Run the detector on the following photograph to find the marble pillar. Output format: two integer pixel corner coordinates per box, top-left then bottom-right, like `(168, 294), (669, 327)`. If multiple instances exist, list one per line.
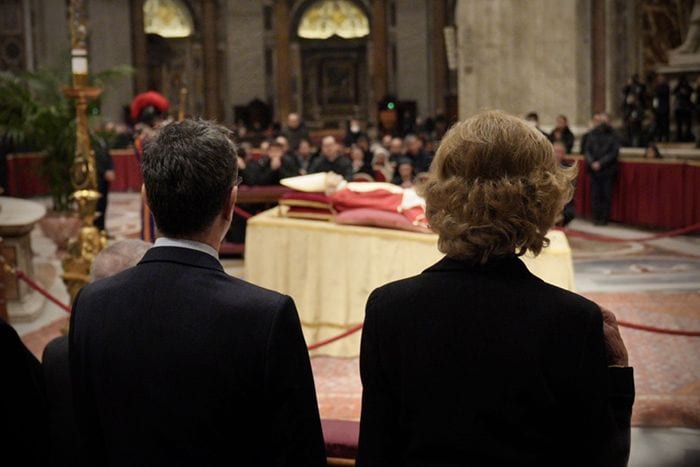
(605, 0), (641, 119)
(130, 0), (148, 95)
(222, 0), (266, 121)
(273, 0), (292, 121)
(371, 0), (389, 118)
(30, 0), (70, 72)
(202, 0), (222, 120)
(456, 0), (592, 126)
(89, 0), (134, 122)
(395, 0), (430, 117)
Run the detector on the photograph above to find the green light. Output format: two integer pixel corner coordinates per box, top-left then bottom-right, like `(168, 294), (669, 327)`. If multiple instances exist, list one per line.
(387, 102), (395, 110)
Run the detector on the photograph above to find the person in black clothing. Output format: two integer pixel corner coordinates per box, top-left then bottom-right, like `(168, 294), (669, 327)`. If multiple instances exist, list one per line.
(673, 75), (694, 141)
(281, 112), (309, 150)
(388, 137), (405, 167)
(553, 142), (576, 226)
(525, 111), (548, 136)
(309, 135), (353, 180)
(69, 119), (326, 466)
(391, 157), (415, 188)
(257, 141), (300, 185)
(404, 134), (432, 173)
(350, 145), (373, 179)
(653, 75), (671, 142)
(357, 110), (634, 467)
(295, 139), (316, 175)
(584, 113), (620, 225)
(92, 135), (115, 232)
(1, 318), (48, 467)
(343, 118), (365, 147)
(43, 240), (152, 467)
(549, 114), (575, 153)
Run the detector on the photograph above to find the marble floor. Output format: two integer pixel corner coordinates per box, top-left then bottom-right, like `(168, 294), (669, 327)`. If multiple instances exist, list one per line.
(11, 192), (700, 466)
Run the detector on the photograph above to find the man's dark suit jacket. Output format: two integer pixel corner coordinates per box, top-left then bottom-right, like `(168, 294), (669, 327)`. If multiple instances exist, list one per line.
(357, 256), (634, 467)
(43, 335), (83, 467)
(69, 246), (326, 466)
(0, 318), (48, 467)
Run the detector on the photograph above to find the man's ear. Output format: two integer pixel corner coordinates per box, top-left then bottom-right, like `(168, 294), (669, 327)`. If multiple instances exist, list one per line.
(223, 185), (238, 222)
(141, 184), (151, 210)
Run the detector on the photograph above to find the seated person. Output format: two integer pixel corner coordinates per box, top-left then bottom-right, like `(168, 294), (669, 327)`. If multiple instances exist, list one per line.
(295, 139), (317, 175)
(391, 157), (416, 188)
(405, 134), (433, 172)
(350, 145), (374, 178)
(371, 147), (394, 183)
(256, 141), (300, 185)
(236, 142), (261, 185)
(309, 135), (353, 181)
(343, 118), (365, 147)
(388, 137), (405, 167)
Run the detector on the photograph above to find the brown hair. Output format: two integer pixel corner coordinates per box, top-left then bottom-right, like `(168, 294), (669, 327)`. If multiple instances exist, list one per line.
(421, 110), (576, 264)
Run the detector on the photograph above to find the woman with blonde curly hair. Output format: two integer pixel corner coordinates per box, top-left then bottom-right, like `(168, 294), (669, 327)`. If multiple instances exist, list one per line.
(357, 111), (634, 467)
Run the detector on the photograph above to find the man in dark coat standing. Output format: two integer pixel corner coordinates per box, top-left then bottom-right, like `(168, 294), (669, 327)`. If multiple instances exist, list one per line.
(69, 119), (326, 466)
(0, 318), (48, 467)
(584, 113), (620, 225)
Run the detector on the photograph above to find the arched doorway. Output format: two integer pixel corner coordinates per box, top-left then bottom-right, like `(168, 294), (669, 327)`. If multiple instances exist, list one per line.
(291, 0), (371, 128)
(142, 0), (204, 116)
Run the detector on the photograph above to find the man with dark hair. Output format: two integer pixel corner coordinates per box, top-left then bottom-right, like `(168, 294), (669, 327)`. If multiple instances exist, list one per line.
(308, 135), (353, 180)
(404, 134), (432, 173)
(584, 112), (620, 225)
(69, 119), (326, 466)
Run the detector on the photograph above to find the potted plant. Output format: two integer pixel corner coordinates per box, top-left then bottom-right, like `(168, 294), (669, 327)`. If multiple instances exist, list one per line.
(0, 67), (131, 251)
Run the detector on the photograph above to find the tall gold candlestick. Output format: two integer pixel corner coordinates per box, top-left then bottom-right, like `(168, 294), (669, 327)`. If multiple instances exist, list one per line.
(61, 0), (106, 303)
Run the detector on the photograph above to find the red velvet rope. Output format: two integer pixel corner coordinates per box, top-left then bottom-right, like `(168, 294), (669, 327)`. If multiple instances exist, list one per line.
(12, 271), (700, 339)
(307, 324), (365, 350)
(560, 222), (700, 243)
(615, 320), (700, 337)
(15, 270), (72, 313)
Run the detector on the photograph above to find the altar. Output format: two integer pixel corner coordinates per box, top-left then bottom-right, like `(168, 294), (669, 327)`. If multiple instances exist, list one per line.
(244, 208), (575, 357)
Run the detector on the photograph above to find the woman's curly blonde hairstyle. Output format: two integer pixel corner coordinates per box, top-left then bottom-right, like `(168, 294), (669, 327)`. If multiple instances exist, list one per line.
(420, 110), (577, 264)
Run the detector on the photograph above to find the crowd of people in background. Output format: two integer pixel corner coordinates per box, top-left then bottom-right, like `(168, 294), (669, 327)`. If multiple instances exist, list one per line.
(232, 112), (439, 189)
(623, 72), (700, 146)
(94, 73), (700, 199)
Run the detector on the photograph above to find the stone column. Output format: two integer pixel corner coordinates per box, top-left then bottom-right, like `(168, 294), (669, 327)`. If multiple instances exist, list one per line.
(395, 0), (429, 116)
(591, 0), (606, 114)
(202, 0), (222, 120)
(605, 0), (641, 119)
(371, 0), (388, 117)
(222, 0), (265, 121)
(90, 0), (134, 122)
(432, 0), (447, 114)
(130, 0), (148, 93)
(273, 0), (292, 121)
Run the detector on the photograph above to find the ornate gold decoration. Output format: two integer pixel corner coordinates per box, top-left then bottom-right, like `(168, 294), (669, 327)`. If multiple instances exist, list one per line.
(298, 0), (370, 40)
(62, 0), (105, 303)
(143, 0), (194, 38)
